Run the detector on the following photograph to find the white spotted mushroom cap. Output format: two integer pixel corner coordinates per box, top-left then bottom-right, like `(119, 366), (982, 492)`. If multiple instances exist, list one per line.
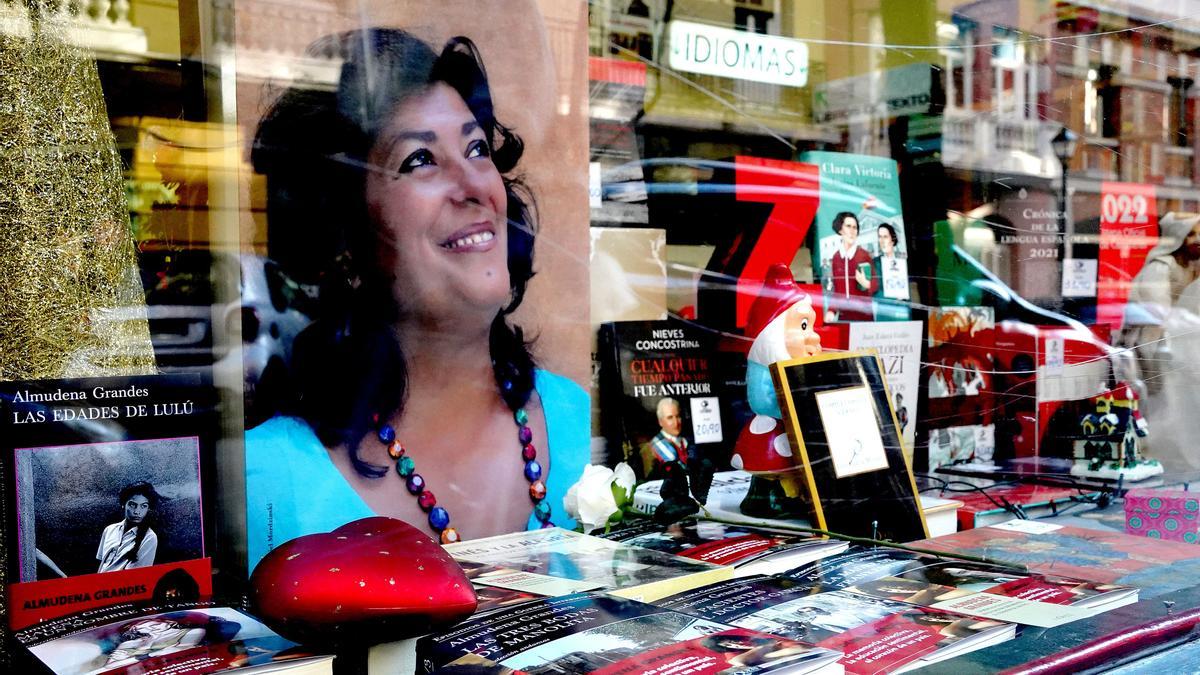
(730, 415), (796, 474)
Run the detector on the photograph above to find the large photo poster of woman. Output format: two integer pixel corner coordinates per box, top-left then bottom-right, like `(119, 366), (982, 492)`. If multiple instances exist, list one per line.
(232, 0), (591, 569)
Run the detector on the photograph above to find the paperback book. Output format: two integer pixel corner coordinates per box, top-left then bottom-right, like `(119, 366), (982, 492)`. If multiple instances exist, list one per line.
(417, 591), (844, 675)
(942, 483), (1103, 530)
(0, 374), (220, 633)
(846, 321), (923, 456)
(921, 307), (997, 471)
(658, 575), (1015, 675)
(910, 521), (1200, 599)
(443, 528), (733, 603)
(12, 601), (331, 675)
(597, 319), (729, 477)
(782, 548), (1137, 628)
(801, 151), (910, 323)
(598, 519), (848, 577)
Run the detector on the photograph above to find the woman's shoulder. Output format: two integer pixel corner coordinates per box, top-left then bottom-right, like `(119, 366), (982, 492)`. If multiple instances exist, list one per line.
(533, 368), (588, 404)
(245, 415), (330, 481)
(533, 369), (590, 428)
(246, 415), (321, 454)
(532, 369), (589, 532)
(247, 414), (314, 440)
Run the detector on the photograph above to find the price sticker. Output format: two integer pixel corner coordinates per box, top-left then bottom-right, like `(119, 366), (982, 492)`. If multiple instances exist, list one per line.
(1061, 258), (1097, 298)
(689, 396), (723, 444)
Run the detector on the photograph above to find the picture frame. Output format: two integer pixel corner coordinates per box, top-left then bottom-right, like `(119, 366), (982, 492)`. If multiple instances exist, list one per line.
(771, 351), (928, 542)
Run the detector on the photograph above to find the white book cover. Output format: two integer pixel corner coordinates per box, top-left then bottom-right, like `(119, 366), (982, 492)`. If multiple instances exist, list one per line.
(847, 321), (923, 454)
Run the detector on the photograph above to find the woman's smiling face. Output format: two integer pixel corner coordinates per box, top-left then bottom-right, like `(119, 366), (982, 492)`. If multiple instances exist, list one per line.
(365, 83), (510, 326)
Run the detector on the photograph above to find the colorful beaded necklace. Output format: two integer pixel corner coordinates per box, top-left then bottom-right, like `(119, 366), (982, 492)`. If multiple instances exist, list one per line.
(374, 406), (553, 544)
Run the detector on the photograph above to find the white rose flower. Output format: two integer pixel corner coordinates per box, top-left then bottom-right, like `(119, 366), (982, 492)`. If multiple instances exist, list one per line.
(564, 464), (619, 534)
(612, 462), (636, 505)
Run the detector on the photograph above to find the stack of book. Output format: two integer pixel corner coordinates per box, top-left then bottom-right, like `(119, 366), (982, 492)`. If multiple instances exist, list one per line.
(403, 525), (1138, 675)
(13, 522), (1146, 675)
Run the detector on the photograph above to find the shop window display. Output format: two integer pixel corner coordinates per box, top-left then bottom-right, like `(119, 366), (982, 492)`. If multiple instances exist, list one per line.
(9, 0), (1200, 673)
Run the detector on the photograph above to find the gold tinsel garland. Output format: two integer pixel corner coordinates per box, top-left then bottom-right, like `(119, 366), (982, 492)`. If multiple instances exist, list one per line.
(0, 7), (156, 381)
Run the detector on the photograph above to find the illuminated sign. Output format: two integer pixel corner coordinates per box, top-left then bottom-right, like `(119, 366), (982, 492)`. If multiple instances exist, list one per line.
(668, 20), (808, 87)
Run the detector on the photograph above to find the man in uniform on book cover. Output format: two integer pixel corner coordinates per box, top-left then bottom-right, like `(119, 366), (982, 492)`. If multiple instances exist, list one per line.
(643, 397), (690, 477)
(97, 481), (160, 573)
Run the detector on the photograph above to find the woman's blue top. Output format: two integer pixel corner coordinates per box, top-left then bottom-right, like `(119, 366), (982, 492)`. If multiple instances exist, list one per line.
(244, 369), (589, 572)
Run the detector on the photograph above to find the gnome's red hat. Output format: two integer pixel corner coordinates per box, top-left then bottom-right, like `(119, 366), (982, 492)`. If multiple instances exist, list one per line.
(745, 263), (807, 339)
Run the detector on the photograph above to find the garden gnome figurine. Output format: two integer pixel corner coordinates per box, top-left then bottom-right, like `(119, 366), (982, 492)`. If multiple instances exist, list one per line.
(731, 264), (821, 517)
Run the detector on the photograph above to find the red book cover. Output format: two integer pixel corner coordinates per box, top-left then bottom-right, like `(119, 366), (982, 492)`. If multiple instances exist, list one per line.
(949, 484), (1100, 530)
(986, 576), (1087, 605)
(911, 523), (1200, 598)
(817, 610), (948, 674)
(658, 572), (1014, 674)
(922, 307), (996, 470)
(592, 628), (833, 675)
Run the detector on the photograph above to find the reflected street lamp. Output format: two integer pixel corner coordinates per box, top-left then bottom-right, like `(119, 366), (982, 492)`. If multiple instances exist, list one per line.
(1051, 126), (1079, 238)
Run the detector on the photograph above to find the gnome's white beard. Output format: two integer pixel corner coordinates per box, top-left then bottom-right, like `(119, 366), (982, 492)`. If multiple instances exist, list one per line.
(748, 312), (791, 367)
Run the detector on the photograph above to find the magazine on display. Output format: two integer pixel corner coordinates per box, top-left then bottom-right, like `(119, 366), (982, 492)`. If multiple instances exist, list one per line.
(598, 519), (848, 577)
(12, 601), (331, 675)
(657, 575), (1015, 675)
(443, 528), (733, 603)
(782, 548), (1137, 628)
(0, 374), (220, 633)
(416, 591), (844, 675)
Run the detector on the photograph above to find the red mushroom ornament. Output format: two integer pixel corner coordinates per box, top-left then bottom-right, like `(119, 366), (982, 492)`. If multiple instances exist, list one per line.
(250, 517), (477, 646)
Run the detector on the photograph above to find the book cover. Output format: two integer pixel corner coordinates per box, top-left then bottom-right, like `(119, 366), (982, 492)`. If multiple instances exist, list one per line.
(800, 151), (909, 323)
(598, 519), (848, 577)
(772, 352), (928, 542)
(13, 601), (329, 675)
(0, 374), (219, 632)
(846, 322), (923, 456)
(631, 471), (757, 519)
(444, 528), (733, 603)
(909, 522), (1200, 599)
(944, 483), (1102, 530)
(921, 307), (997, 471)
(785, 548), (1134, 628)
(597, 319), (729, 478)
(658, 575), (1014, 675)
(417, 591), (844, 675)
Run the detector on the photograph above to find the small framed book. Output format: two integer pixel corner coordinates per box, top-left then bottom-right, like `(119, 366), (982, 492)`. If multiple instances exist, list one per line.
(771, 351), (928, 542)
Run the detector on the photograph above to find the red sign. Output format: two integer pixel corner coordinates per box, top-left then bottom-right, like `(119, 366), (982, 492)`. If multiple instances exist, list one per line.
(733, 156), (820, 327)
(1097, 182), (1158, 329)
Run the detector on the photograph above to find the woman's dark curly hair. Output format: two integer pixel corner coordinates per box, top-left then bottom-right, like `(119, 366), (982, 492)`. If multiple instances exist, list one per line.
(251, 28), (537, 477)
(831, 211), (858, 234)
